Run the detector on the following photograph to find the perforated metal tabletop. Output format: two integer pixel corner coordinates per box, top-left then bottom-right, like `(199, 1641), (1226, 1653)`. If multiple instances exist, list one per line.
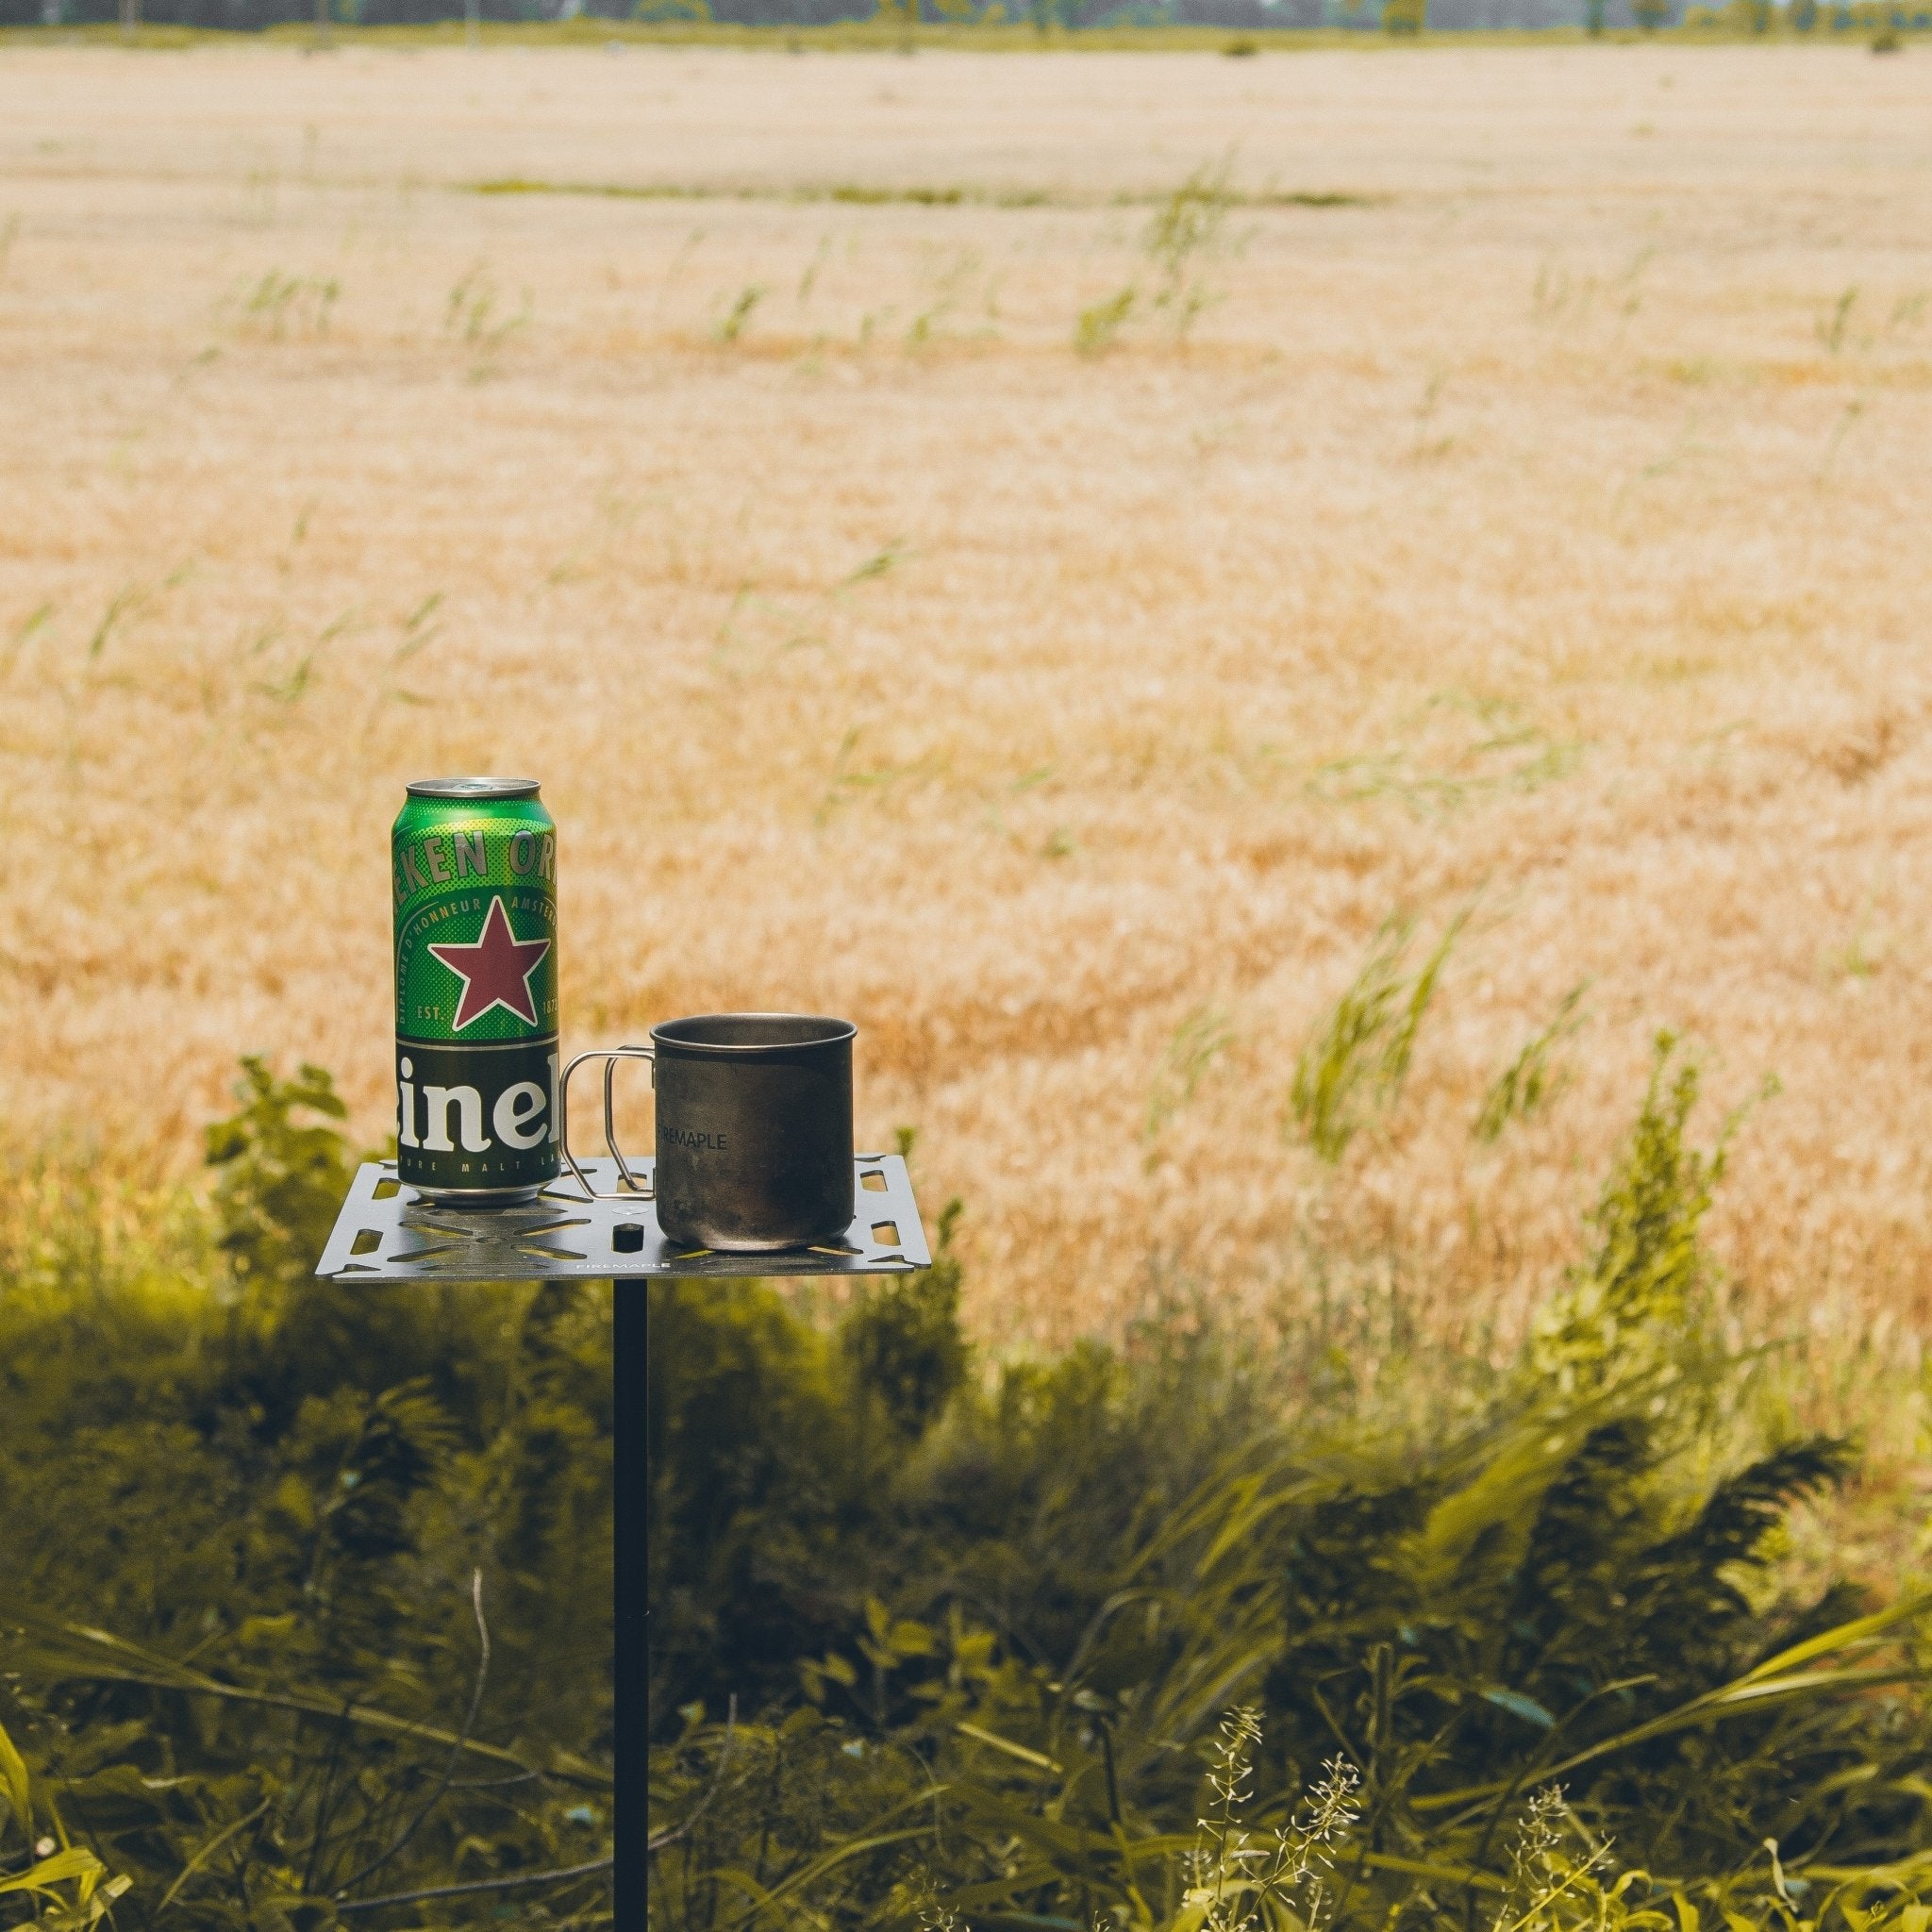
(315, 1155), (930, 1281)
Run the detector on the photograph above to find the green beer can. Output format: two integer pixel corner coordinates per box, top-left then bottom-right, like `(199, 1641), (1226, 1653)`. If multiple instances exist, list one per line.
(392, 777), (558, 1203)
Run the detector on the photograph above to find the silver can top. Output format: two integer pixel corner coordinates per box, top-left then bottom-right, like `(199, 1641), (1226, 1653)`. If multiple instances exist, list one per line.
(405, 776), (541, 801)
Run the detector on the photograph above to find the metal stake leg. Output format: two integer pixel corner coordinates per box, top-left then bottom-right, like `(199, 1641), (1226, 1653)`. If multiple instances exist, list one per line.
(615, 1277), (648, 1923)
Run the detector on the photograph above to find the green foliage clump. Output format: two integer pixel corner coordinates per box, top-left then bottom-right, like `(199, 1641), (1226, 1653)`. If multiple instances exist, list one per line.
(648, 1048), (1932, 1929)
(1474, 982), (1587, 1142)
(0, 1060), (614, 1926)
(1074, 283), (1138, 356)
(1146, 1005), (1236, 1144)
(841, 1200), (970, 1439)
(6, 1045), (1932, 1930)
(1291, 910), (1464, 1160)
(1529, 1034), (1774, 1397)
(1141, 162), (1234, 335)
(0, 1712), (131, 1925)
(1071, 161), (1234, 353)
(204, 1055), (353, 1317)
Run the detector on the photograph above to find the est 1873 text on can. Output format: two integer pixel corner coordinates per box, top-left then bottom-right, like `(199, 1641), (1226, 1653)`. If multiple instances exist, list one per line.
(392, 777), (559, 1203)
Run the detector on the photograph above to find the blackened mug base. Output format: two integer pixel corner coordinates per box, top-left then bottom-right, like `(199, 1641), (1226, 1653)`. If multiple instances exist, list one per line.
(661, 1221), (852, 1254)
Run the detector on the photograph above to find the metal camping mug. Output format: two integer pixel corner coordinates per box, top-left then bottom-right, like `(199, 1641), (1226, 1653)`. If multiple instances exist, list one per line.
(558, 1014), (857, 1251)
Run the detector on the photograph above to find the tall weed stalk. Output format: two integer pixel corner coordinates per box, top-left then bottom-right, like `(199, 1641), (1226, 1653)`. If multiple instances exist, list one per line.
(1291, 909), (1467, 1159)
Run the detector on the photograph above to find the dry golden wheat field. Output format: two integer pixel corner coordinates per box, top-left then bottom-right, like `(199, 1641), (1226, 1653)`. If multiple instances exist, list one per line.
(2, 40), (1930, 1349)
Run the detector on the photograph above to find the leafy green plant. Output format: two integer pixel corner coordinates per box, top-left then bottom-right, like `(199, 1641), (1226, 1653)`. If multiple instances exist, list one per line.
(1141, 161), (1234, 339)
(1528, 1033), (1763, 1395)
(1290, 909), (1465, 1160)
(204, 1055), (353, 1291)
(1818, 287), (1860, 354)
(0, 1715), (130, 1928)
(1304, 694), (1585, 819)
(1475, 983), (1588, 1141)
(444, 260), (530, 348)
(715, 282), (765, 343)
(1072, 162), (1234, 353)
(235, 267), (340, 341)
(1075, 283), (1138, 355)
(1181, 1713), (1358, 1931)
(1146, 1003), (1236, 1141)
(842, 1202), (970, 1440)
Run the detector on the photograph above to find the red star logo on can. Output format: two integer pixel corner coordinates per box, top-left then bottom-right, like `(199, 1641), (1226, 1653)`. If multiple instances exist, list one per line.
(427, 895), (552, 1031)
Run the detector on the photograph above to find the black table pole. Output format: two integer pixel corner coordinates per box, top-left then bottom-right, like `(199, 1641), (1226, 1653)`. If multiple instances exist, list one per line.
(614, 1276), (648, 1922)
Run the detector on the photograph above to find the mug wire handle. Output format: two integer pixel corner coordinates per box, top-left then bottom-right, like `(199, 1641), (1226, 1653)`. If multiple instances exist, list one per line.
(558, 1046), (655, 1202)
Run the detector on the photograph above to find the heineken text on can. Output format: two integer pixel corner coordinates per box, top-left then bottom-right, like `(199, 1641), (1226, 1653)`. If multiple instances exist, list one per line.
(392, 778), (558, 1202)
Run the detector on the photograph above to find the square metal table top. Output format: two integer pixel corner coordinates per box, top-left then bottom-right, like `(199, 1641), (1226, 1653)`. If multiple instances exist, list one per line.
(315, 1156), (931, 1282)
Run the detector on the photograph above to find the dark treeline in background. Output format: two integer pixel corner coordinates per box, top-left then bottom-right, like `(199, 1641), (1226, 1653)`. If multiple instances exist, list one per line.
(7, 0), (1926, 37)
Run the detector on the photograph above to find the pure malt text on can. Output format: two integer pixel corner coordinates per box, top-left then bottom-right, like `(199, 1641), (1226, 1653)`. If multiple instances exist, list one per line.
(392, 777), (559, 1203)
